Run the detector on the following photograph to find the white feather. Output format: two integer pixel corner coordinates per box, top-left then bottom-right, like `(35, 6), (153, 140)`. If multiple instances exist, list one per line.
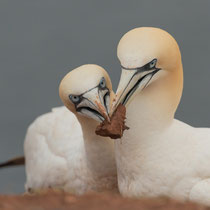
(24, 106), (117, 194)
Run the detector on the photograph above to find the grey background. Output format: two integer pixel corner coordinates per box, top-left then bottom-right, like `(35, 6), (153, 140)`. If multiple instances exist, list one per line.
(0, 0), (210, 194)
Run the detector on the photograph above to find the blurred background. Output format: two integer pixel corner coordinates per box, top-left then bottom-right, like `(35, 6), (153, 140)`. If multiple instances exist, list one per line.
(0, 0), (210, 193)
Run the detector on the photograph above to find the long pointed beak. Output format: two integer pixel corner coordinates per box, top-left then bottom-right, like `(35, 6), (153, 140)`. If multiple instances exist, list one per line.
(77, 87), (110, 122)
(111, 68), (159, 115)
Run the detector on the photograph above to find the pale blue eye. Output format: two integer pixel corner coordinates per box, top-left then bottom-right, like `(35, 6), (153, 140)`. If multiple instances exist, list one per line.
(149, 59), (157, 69)
(99, 77), (106, 88)
(69, 95), (80, 103)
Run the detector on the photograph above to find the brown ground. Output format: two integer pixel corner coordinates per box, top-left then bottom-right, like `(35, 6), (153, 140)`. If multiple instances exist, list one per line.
(0, 191), (209, 210)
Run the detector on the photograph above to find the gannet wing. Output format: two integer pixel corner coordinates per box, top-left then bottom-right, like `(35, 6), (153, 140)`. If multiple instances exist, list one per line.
(24, 106), (84, 193)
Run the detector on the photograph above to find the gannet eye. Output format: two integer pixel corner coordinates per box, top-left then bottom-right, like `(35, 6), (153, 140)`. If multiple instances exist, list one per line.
(69, 94), (80, 103)
(99, 77), (106, 89)
(149, 59), (157, 69)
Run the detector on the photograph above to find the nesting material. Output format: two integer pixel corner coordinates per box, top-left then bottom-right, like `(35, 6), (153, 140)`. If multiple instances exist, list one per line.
(95, 104), (129, 139)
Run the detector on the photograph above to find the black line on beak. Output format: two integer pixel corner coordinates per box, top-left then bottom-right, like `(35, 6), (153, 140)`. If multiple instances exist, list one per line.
(122, 69), (160, 106)
(76, 106), (105, 121)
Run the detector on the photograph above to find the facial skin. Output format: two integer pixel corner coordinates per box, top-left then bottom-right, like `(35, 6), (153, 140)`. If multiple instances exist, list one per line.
(59, 64), (114, 122)
(114, 58), (161, 107)
(111, 27), (183, 116)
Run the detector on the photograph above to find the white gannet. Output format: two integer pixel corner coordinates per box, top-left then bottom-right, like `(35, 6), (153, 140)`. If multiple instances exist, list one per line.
(111, 27), (210, 205)
(3, 64), (117, 194)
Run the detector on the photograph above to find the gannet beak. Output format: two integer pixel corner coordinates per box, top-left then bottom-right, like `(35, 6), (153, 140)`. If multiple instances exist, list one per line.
(76, 87), (110, 122)
(111, 67), (160, 114)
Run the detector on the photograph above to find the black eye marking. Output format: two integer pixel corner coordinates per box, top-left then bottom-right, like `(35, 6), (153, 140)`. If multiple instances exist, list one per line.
(121, 58), (158, 72)
(144, 59), (157, 70)
(117, 59), (161, 105)
(69, 94), (81, 104)
(99, 77), (106, 89)
(149, 59), (157, 69)
(69, 76), (109, 112)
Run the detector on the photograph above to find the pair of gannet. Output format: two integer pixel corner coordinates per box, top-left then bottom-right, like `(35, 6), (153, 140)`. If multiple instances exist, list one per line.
(22, 65), (117, 194)
(2, 27), (210, 206)
(110, 27), (210, 205)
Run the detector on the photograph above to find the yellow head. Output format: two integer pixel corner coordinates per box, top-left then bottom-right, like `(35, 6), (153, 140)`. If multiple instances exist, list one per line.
(113, 27), (183, 116)
(59, 64), (113, 122)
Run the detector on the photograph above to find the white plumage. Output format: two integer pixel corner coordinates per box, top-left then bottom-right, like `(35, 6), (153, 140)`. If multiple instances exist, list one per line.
(24, 64), (117, 194)
(112, 27), (210, 205)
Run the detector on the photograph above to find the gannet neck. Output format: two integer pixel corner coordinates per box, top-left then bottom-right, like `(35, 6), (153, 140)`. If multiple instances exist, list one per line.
(76, 112), (116, 177)
(116, 63), (183, 146)
(76, 114), (99, 140)
(139, 64), (183, 124)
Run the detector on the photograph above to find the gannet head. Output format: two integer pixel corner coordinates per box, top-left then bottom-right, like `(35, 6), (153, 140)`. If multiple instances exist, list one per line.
(112, 27), (183, 114)
(59, 64), (113, 122)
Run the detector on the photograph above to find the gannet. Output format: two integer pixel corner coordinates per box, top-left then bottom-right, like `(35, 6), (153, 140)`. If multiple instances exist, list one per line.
(2, 64), (117, 194)
(112, 27), (210, 205)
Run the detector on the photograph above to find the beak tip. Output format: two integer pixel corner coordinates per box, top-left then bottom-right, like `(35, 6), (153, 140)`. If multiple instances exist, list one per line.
(95, 101), (110, 121)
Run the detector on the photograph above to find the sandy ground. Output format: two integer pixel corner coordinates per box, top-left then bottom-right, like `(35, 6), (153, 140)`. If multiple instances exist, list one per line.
(0, 191), (209, 210)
